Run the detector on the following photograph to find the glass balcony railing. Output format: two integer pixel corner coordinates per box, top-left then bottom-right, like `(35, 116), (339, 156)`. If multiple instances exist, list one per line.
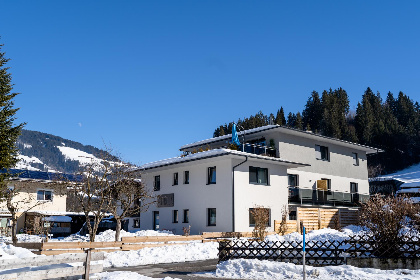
(288, 187), (369, 207)
(237, 143), (277, 158)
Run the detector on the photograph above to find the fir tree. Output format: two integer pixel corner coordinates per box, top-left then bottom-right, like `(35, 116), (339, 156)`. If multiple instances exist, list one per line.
(275, 107), (286, 126)
(0, 42), (25, 244)
(295, 112), (303, 130)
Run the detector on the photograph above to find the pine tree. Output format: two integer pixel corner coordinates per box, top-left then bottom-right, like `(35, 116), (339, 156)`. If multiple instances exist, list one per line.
(302, 91), (323, 132)
(0, 42), (25, 244)
(295, 112), (303, 130)
(275, 107), (286, 126)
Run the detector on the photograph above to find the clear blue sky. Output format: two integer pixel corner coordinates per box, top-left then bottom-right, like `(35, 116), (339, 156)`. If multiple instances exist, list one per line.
(1, 1), (420, 165)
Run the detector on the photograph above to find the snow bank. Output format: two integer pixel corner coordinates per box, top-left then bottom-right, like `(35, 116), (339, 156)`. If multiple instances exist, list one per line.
(0, 242), (36, 259)
(104, 242), (219, 267)
(96, 271), (180, 280)
(215, 259), (420, 279)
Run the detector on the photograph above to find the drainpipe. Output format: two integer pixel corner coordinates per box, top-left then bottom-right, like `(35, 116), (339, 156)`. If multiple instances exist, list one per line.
(232, 155), (248, 232)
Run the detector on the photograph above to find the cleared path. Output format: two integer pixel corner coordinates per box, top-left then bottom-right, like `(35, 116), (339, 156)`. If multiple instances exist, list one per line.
(105, 259), (243, 280)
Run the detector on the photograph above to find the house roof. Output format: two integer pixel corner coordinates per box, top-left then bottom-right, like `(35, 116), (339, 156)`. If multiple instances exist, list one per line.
(139, 148), (310, 171)
(0, 169), (81, 182)
(180, 125), (382, 154)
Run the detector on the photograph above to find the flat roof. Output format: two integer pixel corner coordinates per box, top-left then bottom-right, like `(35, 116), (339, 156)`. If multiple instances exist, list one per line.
(139, 148), (310, 171)
(180, 125), (383, 154)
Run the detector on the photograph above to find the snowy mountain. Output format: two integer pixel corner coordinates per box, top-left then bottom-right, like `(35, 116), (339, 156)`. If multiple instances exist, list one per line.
(16, 129), (116, 173)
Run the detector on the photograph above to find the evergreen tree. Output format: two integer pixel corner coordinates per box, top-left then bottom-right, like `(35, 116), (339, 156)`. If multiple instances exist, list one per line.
(0, 42), (25, 244)
(287, 112), (296, 127)
(295, 112), (303, 130)
(275, 107), (286, 126)
(302, 91), (322, 132)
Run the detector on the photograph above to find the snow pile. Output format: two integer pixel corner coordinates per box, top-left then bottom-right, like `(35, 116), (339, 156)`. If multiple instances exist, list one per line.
(0, 242), (36, 259)
(104, 242), (219, 267)
(215, 259), (420, 279)
(96, 271), (180, 280)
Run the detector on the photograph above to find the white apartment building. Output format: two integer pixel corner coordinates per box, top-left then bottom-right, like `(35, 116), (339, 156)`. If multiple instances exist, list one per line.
(139, 125), (380, 235)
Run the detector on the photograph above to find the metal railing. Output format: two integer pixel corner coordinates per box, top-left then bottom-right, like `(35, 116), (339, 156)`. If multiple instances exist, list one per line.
(288, 187), (369, 207)
(237, 143), (277, 158)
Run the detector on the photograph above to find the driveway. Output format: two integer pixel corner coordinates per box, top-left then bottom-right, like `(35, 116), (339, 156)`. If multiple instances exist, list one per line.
(104, 259), (243, 280)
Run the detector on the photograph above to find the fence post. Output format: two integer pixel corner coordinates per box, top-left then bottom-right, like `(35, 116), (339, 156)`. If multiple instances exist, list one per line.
(84, 249), (92, 280)
(303, 226), (306, 280)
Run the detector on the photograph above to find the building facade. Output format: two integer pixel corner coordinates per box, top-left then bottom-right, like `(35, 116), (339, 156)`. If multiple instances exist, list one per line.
(139, 125), (379, 235)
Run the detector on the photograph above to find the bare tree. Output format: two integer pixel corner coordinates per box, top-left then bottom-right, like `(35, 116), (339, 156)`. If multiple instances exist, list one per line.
(250, 206), (270, 241)
(277, 205), (289, 236)
(108, 163), (155, 241)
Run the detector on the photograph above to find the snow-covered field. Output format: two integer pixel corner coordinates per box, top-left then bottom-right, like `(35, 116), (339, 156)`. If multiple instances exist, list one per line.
(1, 227), (420, 279)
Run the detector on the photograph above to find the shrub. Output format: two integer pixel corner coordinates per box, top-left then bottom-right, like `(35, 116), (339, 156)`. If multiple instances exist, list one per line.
(250, 206), (270, 241)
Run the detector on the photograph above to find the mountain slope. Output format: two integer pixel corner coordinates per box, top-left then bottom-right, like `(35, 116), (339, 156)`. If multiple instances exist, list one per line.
(16, 129), (116, 173)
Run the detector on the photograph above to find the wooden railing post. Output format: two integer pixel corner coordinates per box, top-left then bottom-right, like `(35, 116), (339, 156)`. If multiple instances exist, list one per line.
(84, 249), (92, 280)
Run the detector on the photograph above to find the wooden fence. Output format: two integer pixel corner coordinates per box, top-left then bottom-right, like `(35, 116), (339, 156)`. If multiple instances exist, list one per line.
(274, 207), (359, 234)
(0, 251), (103, 280)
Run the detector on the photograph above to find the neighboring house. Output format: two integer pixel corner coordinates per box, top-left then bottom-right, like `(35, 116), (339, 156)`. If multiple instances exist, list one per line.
(370, 162), (420, 202)
(0, 169), (71, 235)
(139, 125), (380, 235)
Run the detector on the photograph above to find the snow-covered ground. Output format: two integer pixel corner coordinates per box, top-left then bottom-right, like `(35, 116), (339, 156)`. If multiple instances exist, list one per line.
(2, 227), (420, 279)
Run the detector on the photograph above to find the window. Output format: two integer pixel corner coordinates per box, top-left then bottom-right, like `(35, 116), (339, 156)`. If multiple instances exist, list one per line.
(207, 167), (216, 184)
(350, 182), (359, 203)
(249, 167), (268, 185)
(37, 190), (52, 201)
(249, 208), (270, 227)
(172, 210), (178, 223)
(207, 208), (216, 226)
(288, 174), (298, 187)
(315, 145), (329, 161)
(350, 182), (358, 193)
(133, 218), (140, 228)
(184, 171), (189, 184)
(289, 210), (297, 221)
(154, 175), (160, 191)
(173, 172), (178, 186)
(183, 209), (189, 223)
(352, 153), (359, 166)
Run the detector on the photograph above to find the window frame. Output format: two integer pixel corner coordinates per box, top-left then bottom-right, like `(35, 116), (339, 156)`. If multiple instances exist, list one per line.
(184, 171), (189, 184)
(173, 172), (178, 186)
(315, 145), (330, 161)
(321, 178), (332, 193)
(183, 209), (189, 223)
(172, 210), (178, 223)
(154, 175), (160, 191)
(37, 189), (53, 201)
(133, 218), (140, 228)
(207, 208), (216, 226)
(288, 174), (298, 187)
(249, 208), (271, 227)
(352, 153), (359, 166)
(207, 167), (216, 185)
(249, 166), (269, 185)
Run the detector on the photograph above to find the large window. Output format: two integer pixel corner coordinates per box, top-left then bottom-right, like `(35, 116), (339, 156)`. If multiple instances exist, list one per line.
(183, 209), (189, 223)
(184, 171), (189, 184)
(154, 175), (160, 191)
(249, 208), (270, 227)
(37, 190), (52, 201)
(249, 167), (268, 185)
(288, 174), (298, 187)
(352, 153), (359, 166)
(315, 145), (329, 161)
(207, 167), (216, 184)
(207, 208), (216, 226)
(173, 172), (178, 186)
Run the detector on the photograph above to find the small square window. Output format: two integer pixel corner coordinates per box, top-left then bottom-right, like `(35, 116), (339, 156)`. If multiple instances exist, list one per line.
(207, 167), (216, 184)
(37, 190), (52, 201)
(184, 171), (189, 184)
(173, 173), (178, 186)
(315, 145), (329, 161)
(288, 174), (298, 187)
(249, 208), (270, 227)
(352, 153), (359, 166)
(207, 208), (216, 226)
(154, 175), (160, 191)
(249, 167), (268, 185)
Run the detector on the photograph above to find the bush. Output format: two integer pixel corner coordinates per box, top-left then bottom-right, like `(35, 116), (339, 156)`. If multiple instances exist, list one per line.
(250, 206), (270, 241)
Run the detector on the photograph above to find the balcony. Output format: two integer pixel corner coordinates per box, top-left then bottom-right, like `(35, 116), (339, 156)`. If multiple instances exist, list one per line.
(288, 187), (369, 207)
(235, 143), (277, 158)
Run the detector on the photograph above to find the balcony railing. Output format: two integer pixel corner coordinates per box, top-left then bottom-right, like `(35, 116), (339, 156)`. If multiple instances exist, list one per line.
(288, 187), (369, 207)
(237, 143), (277, 158)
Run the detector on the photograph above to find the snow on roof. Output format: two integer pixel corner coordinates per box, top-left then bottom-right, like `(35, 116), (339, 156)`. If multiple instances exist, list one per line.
(179, 125), (381, 154)
(29, 210), (112, 216)
(370, 162), (420, 187)
(43, 216), (72, 222)
(139, 148), (309, 170)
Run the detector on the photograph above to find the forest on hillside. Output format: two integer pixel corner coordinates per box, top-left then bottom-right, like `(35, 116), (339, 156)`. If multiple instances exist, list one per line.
(213, 88), (420, 177)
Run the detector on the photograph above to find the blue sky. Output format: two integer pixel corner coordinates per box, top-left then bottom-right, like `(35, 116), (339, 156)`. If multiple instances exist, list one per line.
(1, 1), (420, 165)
